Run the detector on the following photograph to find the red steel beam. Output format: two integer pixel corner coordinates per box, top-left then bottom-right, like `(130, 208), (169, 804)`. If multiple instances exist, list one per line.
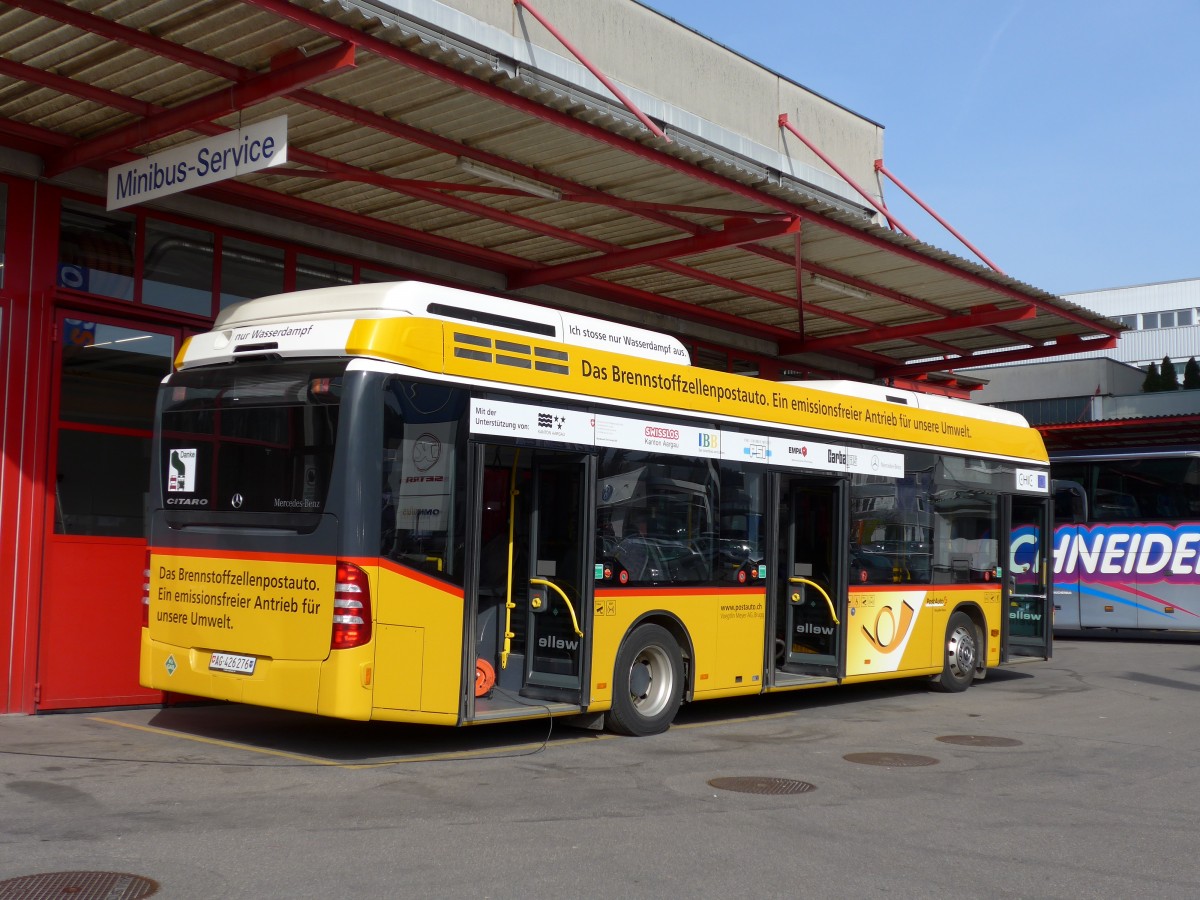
(297, 90), (979, 354)
(7, 3), (864, 342)
(12, 0), (996, 360)
(41, 0), (1114, 345)
(875, 159), (1004, 273)
(11, 0), (1112, 369)
(5, 43), (823, 344)
(10, 0), (246, 81)
(0, 57), (154, 117)
(508, 217), (801, 289)
(245, 0), (1114, 335)
(512, 0), (668, 142)
(195, 184), (806, 347)
(779, 113), (914, 238)
(781, 303), (1037, 355)
(43, 42), (356, 177)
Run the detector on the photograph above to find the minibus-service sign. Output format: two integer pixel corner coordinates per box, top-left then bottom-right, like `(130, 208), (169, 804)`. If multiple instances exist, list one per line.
(107, 116), (288, 210)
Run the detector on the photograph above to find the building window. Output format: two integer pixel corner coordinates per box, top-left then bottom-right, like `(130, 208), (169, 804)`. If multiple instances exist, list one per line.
(54, 322), (175, 536)
(58, 200), (136, 300)
(1180, 309), (1194, 327)
(1114, 314), (1138, 330)
(220, 236), (284, 310)
(360, 267), (405, 284)
(143, 219), (214, 316)
(296, 253), (352, 291)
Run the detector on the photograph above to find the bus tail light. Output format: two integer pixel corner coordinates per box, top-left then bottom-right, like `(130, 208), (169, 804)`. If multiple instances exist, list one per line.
(142, 551), (151, 629)
(332, 560), (372, 650)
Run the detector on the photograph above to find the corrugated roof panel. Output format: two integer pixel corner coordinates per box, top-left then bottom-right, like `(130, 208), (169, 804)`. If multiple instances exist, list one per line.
(0, 0), (1122, 380)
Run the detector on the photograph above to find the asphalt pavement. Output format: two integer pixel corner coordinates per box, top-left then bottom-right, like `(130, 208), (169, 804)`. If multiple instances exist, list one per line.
(3, 635), (1199, 899)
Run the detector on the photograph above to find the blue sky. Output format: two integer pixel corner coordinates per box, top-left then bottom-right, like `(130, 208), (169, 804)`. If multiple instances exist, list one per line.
(640, 1), (1199, 296)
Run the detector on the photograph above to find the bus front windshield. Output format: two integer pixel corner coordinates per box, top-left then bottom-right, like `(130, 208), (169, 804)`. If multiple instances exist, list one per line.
(158, 360), (346, 515)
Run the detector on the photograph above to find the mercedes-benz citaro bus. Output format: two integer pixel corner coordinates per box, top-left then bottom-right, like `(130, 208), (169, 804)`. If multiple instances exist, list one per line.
(141, 281), (1053, 736)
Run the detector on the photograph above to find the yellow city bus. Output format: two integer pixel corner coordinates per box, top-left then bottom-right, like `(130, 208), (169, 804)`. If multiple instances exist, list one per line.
(141, 281), (1053, 736)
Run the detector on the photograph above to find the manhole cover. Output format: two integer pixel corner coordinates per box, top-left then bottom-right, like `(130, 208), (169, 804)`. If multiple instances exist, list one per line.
(0, 871), (158, 899)
(708, 776), (816, 795)
(937, 734), (1024, 747)
(843, 752), (939, 767)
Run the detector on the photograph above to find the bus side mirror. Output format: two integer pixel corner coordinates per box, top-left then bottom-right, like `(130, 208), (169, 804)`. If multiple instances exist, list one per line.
(1052, 480), (1088, 524)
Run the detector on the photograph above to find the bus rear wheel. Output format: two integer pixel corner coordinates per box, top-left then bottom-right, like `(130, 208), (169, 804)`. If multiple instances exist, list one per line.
(932, 611), (979, 693)
(607, 623), (683, 736)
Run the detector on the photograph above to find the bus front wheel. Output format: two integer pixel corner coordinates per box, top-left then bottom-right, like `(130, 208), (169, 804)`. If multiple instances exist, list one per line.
(607, 624), (683, 736)
(932, 611), (979, 693)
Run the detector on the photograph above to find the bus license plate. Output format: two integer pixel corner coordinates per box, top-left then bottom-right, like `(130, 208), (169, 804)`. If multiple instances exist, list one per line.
(209, 652), (256, 675)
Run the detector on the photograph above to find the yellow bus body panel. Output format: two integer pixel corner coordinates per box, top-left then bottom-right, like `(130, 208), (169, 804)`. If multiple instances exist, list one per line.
(590, 588), (768, 707)
(142, 550), (382, 718)
(369, 561), (465, 719)
(844, 586), (1002, 679)
(147, 551), (336, 660)
(348, 318), (445, 375)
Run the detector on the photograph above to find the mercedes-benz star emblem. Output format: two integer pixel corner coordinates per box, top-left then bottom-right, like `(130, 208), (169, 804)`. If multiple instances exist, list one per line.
(231, 493), (244, 509)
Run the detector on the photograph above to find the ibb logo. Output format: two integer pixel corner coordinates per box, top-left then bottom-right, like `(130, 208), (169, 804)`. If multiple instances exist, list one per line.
(698, 433), (719, 450)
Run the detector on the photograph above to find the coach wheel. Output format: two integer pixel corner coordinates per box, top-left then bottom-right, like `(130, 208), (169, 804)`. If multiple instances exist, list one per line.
(607, 623), (683, 736)
(932, 611), (978, 693)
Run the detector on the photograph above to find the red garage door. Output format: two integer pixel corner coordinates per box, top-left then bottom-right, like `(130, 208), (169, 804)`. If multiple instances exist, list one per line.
(37, 313), (180, 710)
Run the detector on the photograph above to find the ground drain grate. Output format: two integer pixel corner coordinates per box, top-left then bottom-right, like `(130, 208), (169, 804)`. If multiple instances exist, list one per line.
(708, 776), (816, 795)
(843, 752), (939, 767)
(937, 734), (1023, 747)
(0, 871), (158, 899)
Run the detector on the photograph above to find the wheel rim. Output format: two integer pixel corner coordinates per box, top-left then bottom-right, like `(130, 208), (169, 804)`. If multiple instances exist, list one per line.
(626, 643), (674, 718)
(946, 623), (977, 679)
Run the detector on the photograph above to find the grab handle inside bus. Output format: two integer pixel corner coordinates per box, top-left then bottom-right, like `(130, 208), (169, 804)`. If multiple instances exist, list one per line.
(789, 576), (839, 625)
(530, 578), (584, 637)
(501, 451), (521, 670)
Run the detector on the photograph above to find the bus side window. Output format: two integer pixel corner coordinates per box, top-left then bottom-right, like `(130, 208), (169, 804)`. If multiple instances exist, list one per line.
(380, 379), (467, 585)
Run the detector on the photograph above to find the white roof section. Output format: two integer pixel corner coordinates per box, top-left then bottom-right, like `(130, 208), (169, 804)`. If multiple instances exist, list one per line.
(790, 379), (1031, 427)
(213, 280), (691, 364)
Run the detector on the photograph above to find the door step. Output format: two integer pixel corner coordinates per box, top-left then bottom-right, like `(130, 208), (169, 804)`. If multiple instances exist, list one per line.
(769, 672), (838, 690)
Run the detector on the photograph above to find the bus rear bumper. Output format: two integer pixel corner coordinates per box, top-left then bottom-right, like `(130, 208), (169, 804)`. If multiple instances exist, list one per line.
(140, 629), (370, 719)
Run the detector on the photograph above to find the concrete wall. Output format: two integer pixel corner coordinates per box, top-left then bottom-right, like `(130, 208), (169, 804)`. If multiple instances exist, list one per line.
(971, 358), (1145, 404)
(388, 0), (886, 205)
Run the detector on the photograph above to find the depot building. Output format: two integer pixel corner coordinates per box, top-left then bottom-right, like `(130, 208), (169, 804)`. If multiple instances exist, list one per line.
(0, 0), (1117, 713)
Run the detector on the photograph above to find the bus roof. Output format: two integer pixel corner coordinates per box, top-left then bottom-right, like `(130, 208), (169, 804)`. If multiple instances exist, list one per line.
(791, 379), (1032, 429)
(213, 281), (691, 366)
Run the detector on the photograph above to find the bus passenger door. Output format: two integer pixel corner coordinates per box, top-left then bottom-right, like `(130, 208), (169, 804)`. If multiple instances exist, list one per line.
(469, 446), (592, 718)
(774, 475), (843, 679)
(524, 452), (593, 701)
(1004, 494), (1053, 659)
